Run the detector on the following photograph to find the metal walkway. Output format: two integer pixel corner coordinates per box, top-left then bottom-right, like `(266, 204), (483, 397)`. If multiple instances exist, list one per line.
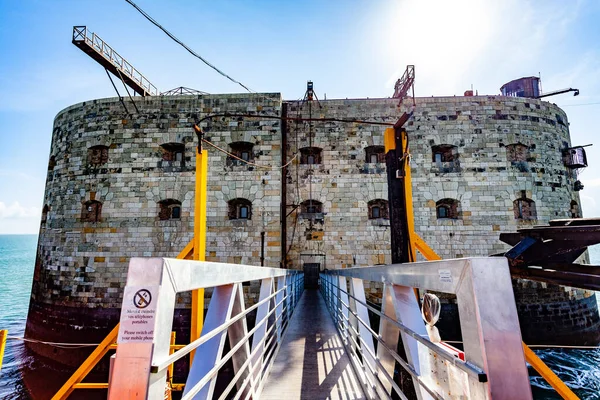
(261, 290), (365, 400)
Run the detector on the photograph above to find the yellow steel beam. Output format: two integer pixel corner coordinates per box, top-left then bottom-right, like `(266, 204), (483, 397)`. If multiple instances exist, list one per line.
(0, 329), (6, 374)
(413, 232), (441, 261)
(384, 127), (395, 153)
(52, 324), (119, 400)
(191, 148), (208, 363)
(522, 342), (579, 399)
(73, 383), (109, 389)
(178, 238), (195, 260)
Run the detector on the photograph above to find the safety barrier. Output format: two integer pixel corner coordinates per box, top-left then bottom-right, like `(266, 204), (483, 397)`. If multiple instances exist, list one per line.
(108, 257), (303, 399)
(321, 257), (531, 400)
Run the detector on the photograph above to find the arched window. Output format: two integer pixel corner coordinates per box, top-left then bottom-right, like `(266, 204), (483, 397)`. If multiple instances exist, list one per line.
(301, 200), (323, 214)
(82, 200), (102, 222)
(506, 143), (529, 162)
(300, 147), (322, 165)
(570, 200), (581, 218)
(436, 198), (459, 219)
(88, 145), (109, 166)
(431, 144), (459, 172)
(228, 198), (252, 220)
(513, 198), (536, 220)
(41, 205), (50, 224)
(159, 143), (185, 167)
(228, 142), (254, 165)
(158, 199), (182, 220)
(368, 199), (389, 219)
(365, 146), (385, 164)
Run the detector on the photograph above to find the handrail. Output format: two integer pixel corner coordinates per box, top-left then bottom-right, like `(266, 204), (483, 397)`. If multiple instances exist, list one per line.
(72, 26), (158, 96)
(322, 257), (532, 400)
(152, 287), (285, 372)
(108, 257), (303, 400)
(325, 276), (486, 380)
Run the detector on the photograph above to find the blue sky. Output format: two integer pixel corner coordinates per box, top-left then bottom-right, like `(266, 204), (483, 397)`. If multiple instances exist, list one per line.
(1, 0), (600, 234)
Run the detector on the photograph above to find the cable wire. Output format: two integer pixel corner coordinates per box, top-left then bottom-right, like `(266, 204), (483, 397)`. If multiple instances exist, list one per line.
(7, 336), (103, 349)
(201, 138), (297, 170)
(124, 0), (253, 93)
(105, 68), (131, 116)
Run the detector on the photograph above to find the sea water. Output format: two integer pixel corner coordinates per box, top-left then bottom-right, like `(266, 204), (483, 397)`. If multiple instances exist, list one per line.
(0, 234), (598, 399)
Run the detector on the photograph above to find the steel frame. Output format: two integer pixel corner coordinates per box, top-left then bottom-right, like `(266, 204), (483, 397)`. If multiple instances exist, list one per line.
(108, 258), (303, 400)
(72, 26), (158, 96)
(321, 257), (531, 400)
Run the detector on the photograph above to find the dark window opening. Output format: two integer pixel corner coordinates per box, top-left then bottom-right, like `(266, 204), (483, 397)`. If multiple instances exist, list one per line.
(570, 200), (581, 218)
(160, 143), (185, 167)
(158, 199), (182, 220)
(300, 200), (324, 222)
(514, 198), (536, 220)
(431, 145), (460, 172)
(82, 200), (102, 223)
(368, 199), (389, 219)
(228, 142), (254, 166)
(228, 198), (252, 220)
(301, 200), (323, 214)
(365, 146), (385, 164)
(88, 145), (109, 166)
(300, 147), (322, 165)
(372, 206), (380, 218)
(48, 156), (56, 171)
(436, 199), (459, 219)
(41, 205), (50, 224)
(506, 143), (529, 162)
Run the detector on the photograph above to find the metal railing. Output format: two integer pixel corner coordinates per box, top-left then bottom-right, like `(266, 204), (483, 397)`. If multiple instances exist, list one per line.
(321, 257), (532, 400)
(72, 26), (158, 96)
(108, 257), (303, 400)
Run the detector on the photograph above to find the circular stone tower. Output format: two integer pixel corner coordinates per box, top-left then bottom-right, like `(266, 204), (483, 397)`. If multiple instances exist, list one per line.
(26, 93), (284, 365)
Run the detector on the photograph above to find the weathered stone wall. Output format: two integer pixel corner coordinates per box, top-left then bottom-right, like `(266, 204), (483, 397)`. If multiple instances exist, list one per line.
(284, 95), (598, 343)
(285, 95), (584, 266)
(408, 95), (581, 258)
(284, 99), (394, 272)
(27, 93), (283, 362)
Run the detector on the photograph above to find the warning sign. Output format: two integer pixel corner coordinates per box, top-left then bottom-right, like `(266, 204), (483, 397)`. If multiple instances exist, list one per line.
(118, 285), (159, 343)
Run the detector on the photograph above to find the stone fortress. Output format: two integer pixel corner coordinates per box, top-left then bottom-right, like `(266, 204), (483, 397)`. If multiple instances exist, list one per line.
(26, 81), (600, 366)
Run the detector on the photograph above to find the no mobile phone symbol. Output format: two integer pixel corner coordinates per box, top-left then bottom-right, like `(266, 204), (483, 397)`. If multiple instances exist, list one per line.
(134, 289), (152, 309)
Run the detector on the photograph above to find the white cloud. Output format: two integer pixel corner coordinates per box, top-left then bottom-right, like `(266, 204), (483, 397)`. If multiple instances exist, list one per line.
(0, 202), (41, 234)
(0, 201), (40, 219)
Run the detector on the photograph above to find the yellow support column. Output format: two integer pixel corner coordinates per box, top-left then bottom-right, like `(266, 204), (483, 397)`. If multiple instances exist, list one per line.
(191, 147), (208, 363)
(0, 329), (6, 374)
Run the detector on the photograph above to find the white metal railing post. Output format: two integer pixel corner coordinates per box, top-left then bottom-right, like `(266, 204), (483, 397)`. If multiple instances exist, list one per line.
(108, 258), (176, 400)
(250, 278), (274, 397)
(275, 276), (286, 341)
(109, 258), (303, 400)
(338, 276), (349, 346)
(349, 278), (379, 399)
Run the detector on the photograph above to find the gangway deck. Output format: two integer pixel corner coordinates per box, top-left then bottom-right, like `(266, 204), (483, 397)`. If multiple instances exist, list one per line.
(261, 290), (365, 400)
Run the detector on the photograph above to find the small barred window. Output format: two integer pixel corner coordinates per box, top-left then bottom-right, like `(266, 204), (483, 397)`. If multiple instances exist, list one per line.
(82, 200), (102, 222)
(158, 199), (182, 220)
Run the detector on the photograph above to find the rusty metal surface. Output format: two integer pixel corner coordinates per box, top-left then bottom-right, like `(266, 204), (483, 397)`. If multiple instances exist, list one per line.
(500, 218), (600, 291)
